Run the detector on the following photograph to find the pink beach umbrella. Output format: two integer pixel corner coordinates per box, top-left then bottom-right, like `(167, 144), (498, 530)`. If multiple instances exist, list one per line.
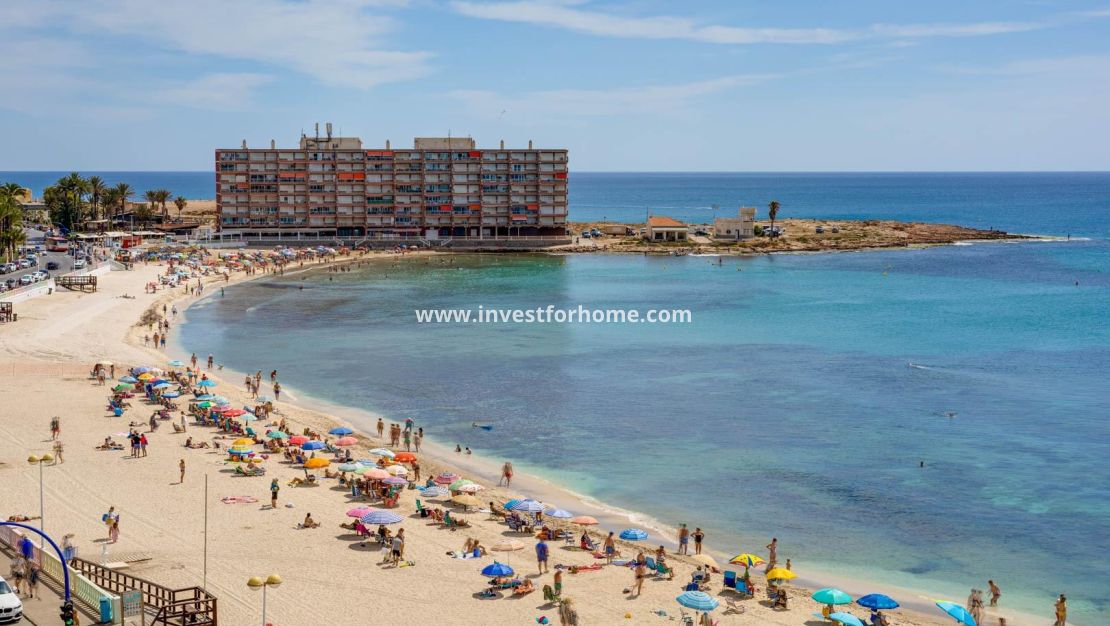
(334, 437), (358, 447)
(288, 435), (309, 446)
(434, 472), (461, 485)
(458, 483), (485, 493)
(346, 507), (372, 518)
(362, 468), (390, 480)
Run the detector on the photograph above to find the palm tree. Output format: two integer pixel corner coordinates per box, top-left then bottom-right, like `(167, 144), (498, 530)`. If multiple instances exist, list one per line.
(0, 182), (24, 201)
(767, 200), (781, 237)
(174, 196), (188, 220)
(0, 193), (25, 261)
(87, 176), (107, 222)
(113, 182), (134, 225)
(101, 188), (121, 230)
(44, 172), (88, 231)
(154, 189), (172, 222)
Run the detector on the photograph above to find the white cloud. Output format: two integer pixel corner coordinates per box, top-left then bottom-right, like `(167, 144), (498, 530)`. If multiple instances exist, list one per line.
(1, 0), (431, 88)
(450, 74), (776, 119)
(155, 73), (275, 111)
(450, 0), (1097, 45)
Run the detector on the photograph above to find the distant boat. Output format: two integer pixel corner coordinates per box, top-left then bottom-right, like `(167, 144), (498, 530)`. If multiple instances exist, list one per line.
(472, 422), (494, 431)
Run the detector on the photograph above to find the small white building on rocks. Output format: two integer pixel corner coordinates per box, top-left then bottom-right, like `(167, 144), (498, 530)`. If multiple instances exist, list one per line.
(713, 206), (756, 240)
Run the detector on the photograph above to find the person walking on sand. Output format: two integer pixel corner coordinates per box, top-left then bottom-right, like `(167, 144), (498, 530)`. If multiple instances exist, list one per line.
(632, 559), (646, 596)
(536, 537), (549, 574)
(273, 381), (281, 401)
(1054, 594), (1067, 626)
(191, 353), (197, 369)
(179, 459), (186, 484)
(677, 524), (690, 555)
(603, 532), (616, 564)
(414, 431), (422, 452)
(558, 597), (578, 626)
(766, 537), (778, 568)
(50, 416), (60, 440)
(376, 418), (384, 439)
(52, 439), (64, 464)
(989, 580), (1002, 607)
(693, 527), (705, 555)
(207, 354), (213, 370)
(270, 479), (280, 509)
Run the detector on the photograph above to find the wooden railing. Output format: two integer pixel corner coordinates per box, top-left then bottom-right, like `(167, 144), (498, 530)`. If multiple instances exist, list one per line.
(70, 557), (217, 626)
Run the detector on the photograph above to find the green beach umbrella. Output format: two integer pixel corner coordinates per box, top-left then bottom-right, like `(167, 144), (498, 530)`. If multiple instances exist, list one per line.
(112, 383), (133, 391)
(449, 478), (474, 491)
(266, 431), (289, 440)
(196, 401), (214, 408)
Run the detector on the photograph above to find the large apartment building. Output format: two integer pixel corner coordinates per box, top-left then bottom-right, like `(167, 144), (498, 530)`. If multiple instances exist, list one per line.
(215, 131), (568, 239)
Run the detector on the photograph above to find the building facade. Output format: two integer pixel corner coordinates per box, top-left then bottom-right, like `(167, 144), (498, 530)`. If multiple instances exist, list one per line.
(216, 134), (568, 239)
(713, 206), (756, 240)
(644, 216), (688, 241)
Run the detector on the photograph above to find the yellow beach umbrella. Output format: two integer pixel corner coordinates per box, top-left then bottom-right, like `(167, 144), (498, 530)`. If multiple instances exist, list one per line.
(232, 438), (254, 447)
(451, 494), (481, 508)
(729, 553), (766, 567)
(304, 458), (330, 469)
(765, 568), (796, 581)
(137, 373), (156, 380)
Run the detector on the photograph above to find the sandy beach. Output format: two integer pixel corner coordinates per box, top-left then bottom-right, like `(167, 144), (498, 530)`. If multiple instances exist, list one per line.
(0, 254), (1045, 626)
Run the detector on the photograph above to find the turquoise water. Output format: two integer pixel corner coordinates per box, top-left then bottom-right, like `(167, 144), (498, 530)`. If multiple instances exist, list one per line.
(178, 173), (1110, 622)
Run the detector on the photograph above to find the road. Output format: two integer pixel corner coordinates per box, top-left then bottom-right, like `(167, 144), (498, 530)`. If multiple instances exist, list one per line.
(1, 228), (89, 286)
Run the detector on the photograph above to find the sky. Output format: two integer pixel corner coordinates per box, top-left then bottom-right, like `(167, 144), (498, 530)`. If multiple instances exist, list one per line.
(1, 0), (1109, 171)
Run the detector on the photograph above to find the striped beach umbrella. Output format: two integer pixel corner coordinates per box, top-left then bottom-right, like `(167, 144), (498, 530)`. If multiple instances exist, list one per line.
(729, 553), (765, 568)
(546, 508), (574, 519)
(509, 499), (545, 513)
(434, 472), (461, 485)
(382, 476), (407, 485)
(360, 509), (403, 525)
(676, 591), (719, 612)
(448, 478), (474, 491)
(369, 448), (395, 458)
(386, 465), (408, 476)
(420, 486), (448, 498)
(359, 467), (391, 480)
(458, 483), (485, 493)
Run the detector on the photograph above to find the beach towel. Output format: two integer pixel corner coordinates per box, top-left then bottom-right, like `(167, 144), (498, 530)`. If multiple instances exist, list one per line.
(220, 496), (259, 504)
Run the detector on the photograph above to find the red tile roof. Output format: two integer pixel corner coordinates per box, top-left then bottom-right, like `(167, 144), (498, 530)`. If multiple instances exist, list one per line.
(648, 216), (686, 227)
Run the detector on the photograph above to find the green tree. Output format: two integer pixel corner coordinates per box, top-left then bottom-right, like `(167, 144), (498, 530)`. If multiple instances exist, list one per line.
(87, 176), (107, 221)
(767, 200), (781, 237)
(174, 196), (187, 219)
(44, 172), (89, 231)
(0, 191), (27, 261)
(154, 189), (172, 222)
(112, 182), (134, 225)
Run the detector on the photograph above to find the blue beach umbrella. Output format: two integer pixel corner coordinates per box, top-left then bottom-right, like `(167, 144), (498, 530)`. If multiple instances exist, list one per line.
(161, 391), (181, 399)
(676, 591), (719, 612)
(338, 463), (359, 472)
(119, 376), (139, 383)
(197, 379), (217, 387)
(329, 427), (354, 436)
(857, 594), (899, 611)
(153, 382), (173, 390)
(813, 588), (853, 605)
(936, 601), (977, 626)
(212, 396), (230, 405)
(546, 509), (574, 519)
(195, 394), (216, 401)
(829, 612), (866, 626)
(481, 562), (514, 578)
(503, 498), (524, 510)
(510, 499), (545, 513)
(619, 528), (648, 541)
(360, 510), (403, 525)
(420, 486), (448, 498)
(301, 441), (326, 451)
(167, 360), (184, 367)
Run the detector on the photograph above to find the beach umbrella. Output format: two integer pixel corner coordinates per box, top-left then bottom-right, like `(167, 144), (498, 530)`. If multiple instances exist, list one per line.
(935, 601), (977, 626)
(137, 373), (156, 381)
(481, 562), (514, 578)
(266, 431), (289, 440)
(301, 441), (325, 451)
(239, 412), (258, 422)
(503, 498), (525, 510)
(420, 486), (448, 498)
(152, 382), (173, 390)
(288, 435), (309, 446)
(729, 553), (765, 568)
(546, 508), (573, 519)
(449, 478), (474, 491)
(97, 360), (114, 366)
(232, 438), (254, 447)
(458, 483), (485, 494)
(346, 507), (372, 518)
(434, 472), (461, 485)
(828, 613), (866, 626)
(119, 376), (139, 383)
(386, 465), (408, 477)
(334, 437), (358, 447)
(360, 509), (403, 525)
(369, 448), (395, 458)
(382, 476), (407, 486)
(222, 409), (247, 417)
(492, 539), (523, 552)
(570, 516), (598, 526)
(304, 457), (330, 469)
(161, 391), (181, 399)
(112, 383), (133, 391)
(765, 568), (796, 581)
(691, 554), (720, 571)
(619, 528), (648, 541)
(167, 360), (184, 367)
(393, 452), (417, 463)
(329, 427), (354, 436)
(338, 463), (360, 472)
(452, 494), (481, 508)
(510, 499), (545, 513)
(813, 588), (853, 605)
(212, 397), (230, 406)
(361, 468), (391, 479)
(857, 594), (899, 611)
(197, 379), (217, 387)
(195, 401), (214, 409)
(132, 366), (151, 374)
(195, 394), (216, 401)
(676, 591), (719, 612)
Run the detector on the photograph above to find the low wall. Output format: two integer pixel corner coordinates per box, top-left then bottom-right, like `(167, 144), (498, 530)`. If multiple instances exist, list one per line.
(0, 278), (55, 304)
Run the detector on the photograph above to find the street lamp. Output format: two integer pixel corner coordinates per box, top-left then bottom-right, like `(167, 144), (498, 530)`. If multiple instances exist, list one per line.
(247, 574), (282, 626)
(27, 453), (54, 547)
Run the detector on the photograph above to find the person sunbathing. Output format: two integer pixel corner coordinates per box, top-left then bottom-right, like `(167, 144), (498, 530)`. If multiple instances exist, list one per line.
(7, 514), (40, 522)
(300, 513), (320, 529)
(97, 437), (125, 450)
(323, 468), (339, 479)
(514, 579), (535, 594)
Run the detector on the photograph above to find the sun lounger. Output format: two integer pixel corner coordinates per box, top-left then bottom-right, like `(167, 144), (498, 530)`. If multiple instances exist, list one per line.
(235, 465), (266, 477)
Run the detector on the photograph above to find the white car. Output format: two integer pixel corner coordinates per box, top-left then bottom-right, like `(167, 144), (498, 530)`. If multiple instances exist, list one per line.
(0, 575), (22, 623)
(19, 275), (33, 286)
(73, 258), (86, 269)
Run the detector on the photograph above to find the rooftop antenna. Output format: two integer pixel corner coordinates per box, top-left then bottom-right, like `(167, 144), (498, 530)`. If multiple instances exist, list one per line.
(326, 122), (333, 140)
(314, 122), (319, 140)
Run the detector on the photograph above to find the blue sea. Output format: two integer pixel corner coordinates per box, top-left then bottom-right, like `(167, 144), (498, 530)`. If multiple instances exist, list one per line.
(171, 173), (1110, 623)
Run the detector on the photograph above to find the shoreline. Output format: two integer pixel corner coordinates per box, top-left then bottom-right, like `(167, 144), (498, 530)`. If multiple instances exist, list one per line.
(169, 252), (1053, 626)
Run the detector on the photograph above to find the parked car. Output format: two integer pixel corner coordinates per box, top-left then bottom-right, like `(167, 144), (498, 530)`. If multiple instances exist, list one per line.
(46, 261), (59, 270)
(694, 229), (709, 236)
(18, 259), (31, 269)
(590, 228), (601, 237)
(815, 226), (824, 234)
(73, 258), (86, 269)
(580, 230), (591, 238)
(4, 278), (16, 288)
(19, 275), (33, 285)
(0, 575), (23, 623)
